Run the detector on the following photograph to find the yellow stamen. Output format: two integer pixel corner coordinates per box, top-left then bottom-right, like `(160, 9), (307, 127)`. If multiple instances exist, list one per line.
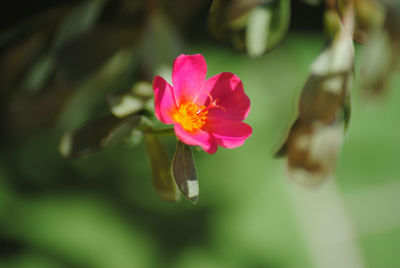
(172, 102), (208, 132)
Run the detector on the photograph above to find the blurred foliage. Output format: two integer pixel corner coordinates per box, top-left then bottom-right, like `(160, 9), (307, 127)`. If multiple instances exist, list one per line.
(0, 0), (400, 267)
(1, 0), (398, 194)
(276, 6), (354, 184)
(208, 0), (291, 56)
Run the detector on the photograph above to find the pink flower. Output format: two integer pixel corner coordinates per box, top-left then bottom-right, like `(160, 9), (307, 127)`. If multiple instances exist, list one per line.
(153, 54), (252, 154)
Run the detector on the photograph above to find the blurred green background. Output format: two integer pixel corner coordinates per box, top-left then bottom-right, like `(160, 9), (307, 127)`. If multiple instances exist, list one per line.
(1, 1), (400, 268)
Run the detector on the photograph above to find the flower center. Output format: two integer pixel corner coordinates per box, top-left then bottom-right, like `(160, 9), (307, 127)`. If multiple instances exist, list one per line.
(172, 102), (208, 132)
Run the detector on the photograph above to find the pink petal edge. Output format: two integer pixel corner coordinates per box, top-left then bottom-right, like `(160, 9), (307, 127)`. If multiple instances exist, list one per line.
(199, 72), (250, 121)
(206, 119), (252, 149)
(172, 54), (207, 106)
(153, 76), (177, 124)
(174, 124), (218, 154)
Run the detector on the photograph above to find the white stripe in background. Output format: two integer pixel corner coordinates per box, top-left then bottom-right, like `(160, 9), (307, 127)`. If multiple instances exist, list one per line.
(345, 179), (400, 235)
(286, 179), (365, 268)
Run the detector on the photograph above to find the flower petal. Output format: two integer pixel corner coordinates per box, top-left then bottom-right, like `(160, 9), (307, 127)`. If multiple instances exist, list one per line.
(174, 124), (218, 154)
(172, 54), (207, 105)
(199, 72), (250, 121)
(206, 119), (252, 149)
(153, 76), (177, 124)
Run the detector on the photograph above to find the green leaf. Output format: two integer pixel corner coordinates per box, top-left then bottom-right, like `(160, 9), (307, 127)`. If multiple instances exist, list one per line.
(144, 133), (180, 202)
(101, 115), (143, 147)
(60, 115), (118, 158)
(266, 0), (291, 51)
(172, 141), (198, 204)
(107, 81), (153, 118)
(59, 115), (145, 158)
